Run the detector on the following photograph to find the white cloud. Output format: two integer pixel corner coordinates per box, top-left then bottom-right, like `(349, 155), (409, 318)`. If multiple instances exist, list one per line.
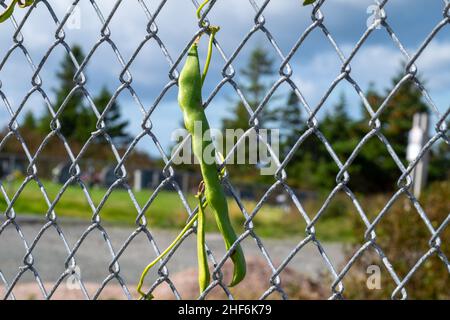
(414, 41), (450, 91)
(288, 39), (449, 117)
(1, 0), (448, 148)
(290, 44), (401, 105)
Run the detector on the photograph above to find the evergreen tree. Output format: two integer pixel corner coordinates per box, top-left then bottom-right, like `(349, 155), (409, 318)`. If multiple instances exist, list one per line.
(222, 47), (275, 131)
(284, 93), (355, 190)
(93, 86), (130, 145)
(379, 74), (428, 158)
(220, 47), (276, 179)
(352, 74), (429, 191)
(279, 91), (304, 156)
(22, 111), (37, 130)
(38, 46), (129, 146)
(428, 140), (449, 182)
(321, 93), (352, 144)
(40, 45), (88, 141)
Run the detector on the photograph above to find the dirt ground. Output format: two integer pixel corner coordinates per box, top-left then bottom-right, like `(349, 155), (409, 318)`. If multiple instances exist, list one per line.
(1, 257), (330, 300)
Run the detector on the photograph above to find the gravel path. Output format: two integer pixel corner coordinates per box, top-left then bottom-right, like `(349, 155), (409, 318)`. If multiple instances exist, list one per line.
(0, 218), (345, 287)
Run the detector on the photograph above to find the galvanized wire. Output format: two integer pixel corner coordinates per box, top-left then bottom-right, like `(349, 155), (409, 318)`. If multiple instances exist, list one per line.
(0, 0), (448, 300)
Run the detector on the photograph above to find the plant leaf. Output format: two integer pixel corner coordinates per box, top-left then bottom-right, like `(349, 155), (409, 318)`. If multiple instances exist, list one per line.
(303, 0), (317, 5)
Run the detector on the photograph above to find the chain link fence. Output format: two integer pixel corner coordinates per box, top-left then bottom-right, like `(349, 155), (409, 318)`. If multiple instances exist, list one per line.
(0, 0), (449, 300)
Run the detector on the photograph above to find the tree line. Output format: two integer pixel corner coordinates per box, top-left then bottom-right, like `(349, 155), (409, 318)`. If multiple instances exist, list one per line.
(221, 47), (448, 193)
(2, 45), (150, 168)
(3, 45), (447, 193)
(21, 45), (130, 146)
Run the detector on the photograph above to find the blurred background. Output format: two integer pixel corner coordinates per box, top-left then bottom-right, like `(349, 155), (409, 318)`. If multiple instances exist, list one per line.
(0, 0), (448, 299)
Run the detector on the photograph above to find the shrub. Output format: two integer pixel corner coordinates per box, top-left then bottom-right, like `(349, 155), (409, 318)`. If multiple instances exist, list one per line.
(343, 181), (449, 299)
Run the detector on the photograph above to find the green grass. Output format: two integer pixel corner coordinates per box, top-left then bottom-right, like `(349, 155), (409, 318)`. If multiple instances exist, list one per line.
(0, 179), (356, 242)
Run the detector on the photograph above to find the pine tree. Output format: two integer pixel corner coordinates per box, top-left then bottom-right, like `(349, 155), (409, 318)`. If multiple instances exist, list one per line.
(279, 91), (304, 156)
(380, 74), (428, 158)
(22, 110), (37, 130)
(220, 47), (276, 179)
(93, 86), (130, 145)
(352, 73), (430, 191)
(40, 45), (88, 142)
(321, 93), (351, 144)
(38, 46), (129, 146)
(222, 47), (275, 131)
(428, 140), (449, 182)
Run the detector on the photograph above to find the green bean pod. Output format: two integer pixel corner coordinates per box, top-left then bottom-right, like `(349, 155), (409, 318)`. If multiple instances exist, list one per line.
(196, 193), (210, 292)
(178, 43), (246, 287)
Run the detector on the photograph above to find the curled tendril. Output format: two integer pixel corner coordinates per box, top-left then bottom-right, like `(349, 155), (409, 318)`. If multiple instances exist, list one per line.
(196, 0), (211, 21)
(0, 0), (34, 23)
(195, 0), (220, 84)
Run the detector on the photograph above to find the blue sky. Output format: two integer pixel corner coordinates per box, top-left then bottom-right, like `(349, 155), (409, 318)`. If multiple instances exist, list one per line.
(0, 0), (449, 156)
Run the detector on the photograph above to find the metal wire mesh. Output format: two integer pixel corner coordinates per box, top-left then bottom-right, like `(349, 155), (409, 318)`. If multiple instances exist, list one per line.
(0, 0), (449, 300)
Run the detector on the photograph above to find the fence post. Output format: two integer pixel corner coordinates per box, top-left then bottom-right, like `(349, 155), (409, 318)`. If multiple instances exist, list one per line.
(134, 169), (143, 192)
(406, 113), (429, 198)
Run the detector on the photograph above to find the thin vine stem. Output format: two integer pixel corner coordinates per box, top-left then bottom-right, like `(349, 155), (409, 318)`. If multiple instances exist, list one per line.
(136, 212), (199, 299)
(201, 26), (219, 86)
(196, 0), (211, 20)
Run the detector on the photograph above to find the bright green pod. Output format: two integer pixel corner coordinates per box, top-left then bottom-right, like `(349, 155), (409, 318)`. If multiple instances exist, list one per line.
(178, 43), (246, 287)
(197, 194), (210, 292)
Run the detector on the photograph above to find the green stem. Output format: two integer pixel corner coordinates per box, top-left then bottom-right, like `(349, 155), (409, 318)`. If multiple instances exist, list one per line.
(196, 0), (211, 20)
(201, 26), (219, 86)
(195, 0), (220, 85)
(137, 212), (199, 299)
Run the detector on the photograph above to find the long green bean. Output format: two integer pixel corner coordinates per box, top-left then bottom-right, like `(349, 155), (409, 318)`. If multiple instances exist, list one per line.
(137, 32), (246, 299)
(178, 40), (246, 287)
(196, 182), (210, 293)
(137, 1), (246, 298)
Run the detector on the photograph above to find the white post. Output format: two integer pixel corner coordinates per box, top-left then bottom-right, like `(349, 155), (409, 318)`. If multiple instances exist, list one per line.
(406, 113), (429, 198)
(134, 169), (142, 192)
